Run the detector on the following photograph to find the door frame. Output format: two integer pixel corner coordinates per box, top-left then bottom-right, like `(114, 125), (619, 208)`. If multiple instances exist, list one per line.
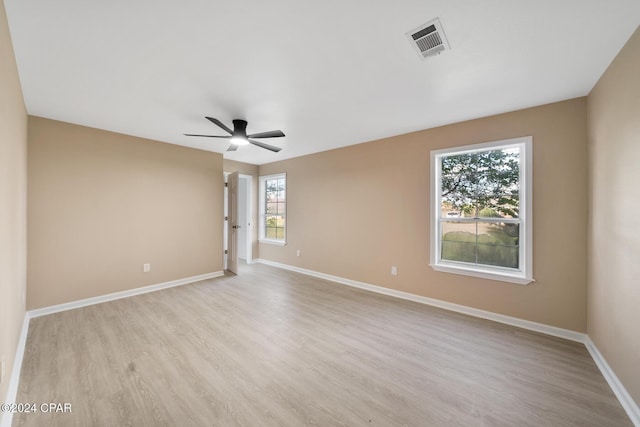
(238, 174), (253, 264)
(224, 172), (253, 270)
(226, 172), (239, 274)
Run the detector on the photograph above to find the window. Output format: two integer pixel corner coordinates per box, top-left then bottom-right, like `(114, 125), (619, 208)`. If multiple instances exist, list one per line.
(259, 173), (286, 245)
(430, 137), (533, 285)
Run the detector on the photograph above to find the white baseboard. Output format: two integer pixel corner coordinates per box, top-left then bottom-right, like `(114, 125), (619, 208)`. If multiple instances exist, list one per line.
(585, 337), (640, 426)
(28, 271), (224, 318)
(4, 264), (637, 426)
(257, 259), (586, 342)
(1, 314), (30, 427)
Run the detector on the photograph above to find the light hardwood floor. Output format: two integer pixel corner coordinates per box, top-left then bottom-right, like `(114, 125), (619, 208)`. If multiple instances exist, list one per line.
(14, 262), (631, 426)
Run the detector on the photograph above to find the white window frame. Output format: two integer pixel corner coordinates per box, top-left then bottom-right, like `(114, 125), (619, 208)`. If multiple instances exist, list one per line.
(430, 136), (533, 285)
(259, 173), (287, 246)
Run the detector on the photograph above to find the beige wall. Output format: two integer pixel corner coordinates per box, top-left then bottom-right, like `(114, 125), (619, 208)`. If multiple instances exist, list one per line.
(259, 98), (588, 332)
(224, 159), (259, 261)
(28, 117), (224, 309)
(587, 27), (640, 405)
(0, 0), (27, 404)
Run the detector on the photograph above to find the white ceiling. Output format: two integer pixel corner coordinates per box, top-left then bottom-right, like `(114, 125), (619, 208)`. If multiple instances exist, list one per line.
(5, 1), (640, 165)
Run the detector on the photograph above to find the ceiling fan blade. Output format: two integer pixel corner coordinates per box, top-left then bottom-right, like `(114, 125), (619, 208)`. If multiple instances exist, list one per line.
(247, 130), (285, 139)
(205, 117), (233, 135)
(249, 139), (282, 152)
(184, 134), (231, 138)
(227, 144), (239, 152)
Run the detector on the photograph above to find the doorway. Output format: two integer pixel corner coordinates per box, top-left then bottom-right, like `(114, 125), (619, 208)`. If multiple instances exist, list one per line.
(224, 172), (253, 272)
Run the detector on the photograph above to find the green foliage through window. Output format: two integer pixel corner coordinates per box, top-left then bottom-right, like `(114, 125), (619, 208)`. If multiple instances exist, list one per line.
(441, 223), (519, 269)
(439, 146), (521, 270)
(261, 175), (286, 241)
(441, 148), (520, 218)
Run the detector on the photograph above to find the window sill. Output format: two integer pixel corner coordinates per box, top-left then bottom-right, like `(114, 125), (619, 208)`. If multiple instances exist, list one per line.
(430, 263), (534, 285)
(259, 239), (287, 247)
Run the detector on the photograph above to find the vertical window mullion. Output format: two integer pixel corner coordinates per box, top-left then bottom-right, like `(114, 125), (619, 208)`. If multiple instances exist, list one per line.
(474, 220), (479, 265)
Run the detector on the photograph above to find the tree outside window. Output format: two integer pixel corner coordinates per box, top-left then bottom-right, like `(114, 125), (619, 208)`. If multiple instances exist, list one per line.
(440, 147), (520, 268)
(431, 137), (533, 285)
(260, 174), (286, 243)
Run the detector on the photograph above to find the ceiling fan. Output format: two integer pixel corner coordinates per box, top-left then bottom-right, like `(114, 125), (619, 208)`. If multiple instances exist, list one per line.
(185, 117), (285, 152)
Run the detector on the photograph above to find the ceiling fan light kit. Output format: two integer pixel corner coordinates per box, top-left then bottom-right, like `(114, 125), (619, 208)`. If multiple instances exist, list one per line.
(230, 136), (249, 146)
(185, 117), (285, 152)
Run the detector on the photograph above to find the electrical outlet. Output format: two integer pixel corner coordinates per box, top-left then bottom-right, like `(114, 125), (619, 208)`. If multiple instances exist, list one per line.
(296, 250), (301, 257)
(391, 266), (398, 276)
(143, 263), (151, 273)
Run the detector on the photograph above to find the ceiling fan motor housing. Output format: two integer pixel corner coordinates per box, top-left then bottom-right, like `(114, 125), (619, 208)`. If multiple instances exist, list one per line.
(232, 120), (248, 138)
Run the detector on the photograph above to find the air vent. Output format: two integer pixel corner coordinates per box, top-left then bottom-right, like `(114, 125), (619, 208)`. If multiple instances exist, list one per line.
(407, 18), (450, 59)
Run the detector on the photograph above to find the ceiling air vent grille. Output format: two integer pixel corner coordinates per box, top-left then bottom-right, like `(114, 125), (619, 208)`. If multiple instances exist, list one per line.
(407, 18), (450, 59)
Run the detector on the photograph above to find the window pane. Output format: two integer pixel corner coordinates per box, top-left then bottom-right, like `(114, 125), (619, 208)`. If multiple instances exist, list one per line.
(440, 202), (462, 218)
(440, 147), (520, 219)
(266, 215), (278, 229)
(441, 240), (477, 263)
(440, 221), (519, 269)
(264, 215), (285, 241)
(261, 174), (287, 242)
(266, 202), (278, 214)
(477, 222), (519, 268)
(265, 179), (278, 200)
(266, 202), (286, 216)
(441, 221), (478, 263)
(441, 221), (476, 240)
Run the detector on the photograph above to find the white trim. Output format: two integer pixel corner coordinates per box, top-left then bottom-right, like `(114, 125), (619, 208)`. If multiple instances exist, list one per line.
(238, 173), (253, 264)
(258, 172), (287, 244)
(28, 271), (224, 318)
(259, 239), (287, 246)
(430, 263), (534, 285)
(223, 173), (229, 270)
(256, 259), (584, 342)
(0, 315), (30, 427)
(585, 337), (640, 425)
(430, 136), (533, 284)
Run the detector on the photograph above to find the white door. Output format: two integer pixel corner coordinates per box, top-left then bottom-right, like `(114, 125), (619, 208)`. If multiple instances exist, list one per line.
(237, 177), (248, 260)
(227, 171), (239, 274)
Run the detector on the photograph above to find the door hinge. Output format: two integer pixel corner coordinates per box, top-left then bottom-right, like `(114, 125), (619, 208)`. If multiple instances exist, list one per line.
(225, 216), (228, 221)
(225, 182), (228, 187)
(225, 249), (228, 254)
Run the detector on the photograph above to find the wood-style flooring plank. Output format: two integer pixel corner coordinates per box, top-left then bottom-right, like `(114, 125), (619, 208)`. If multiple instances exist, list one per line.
(13, 262), (631, 426)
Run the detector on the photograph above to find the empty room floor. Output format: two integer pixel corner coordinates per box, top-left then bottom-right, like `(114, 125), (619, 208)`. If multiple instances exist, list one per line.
(14, 263), (630, 426)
